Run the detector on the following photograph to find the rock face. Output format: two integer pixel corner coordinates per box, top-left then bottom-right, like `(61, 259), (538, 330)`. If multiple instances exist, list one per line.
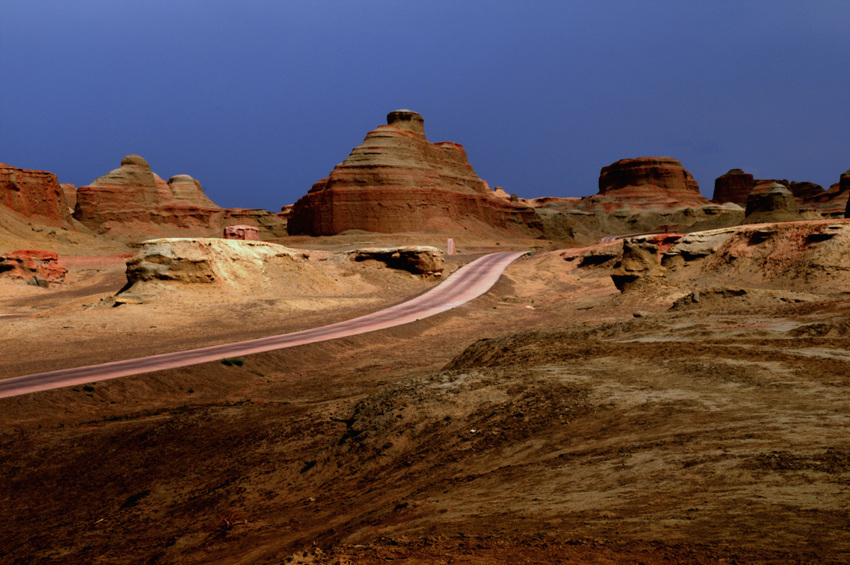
(610, 237), (668, 292)
(124, 238), (307, 288)
(744, 184), (806, 224)
(350, 246), (445, 277)
(713, 169), (754, 205)
(0, 250), (67, 286)
(287, 110), (543, 237)
(0, 163), (74, 228)
(577, 157), (710, 212)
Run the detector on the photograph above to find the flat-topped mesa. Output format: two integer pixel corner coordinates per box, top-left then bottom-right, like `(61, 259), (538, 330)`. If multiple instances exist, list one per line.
(578, 157), (710, 212)
(0, 163), (74, 228)
(287, 111), (543, 236)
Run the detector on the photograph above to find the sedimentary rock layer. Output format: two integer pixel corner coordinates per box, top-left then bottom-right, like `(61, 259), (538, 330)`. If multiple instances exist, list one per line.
(578, 157), (710, 212)
(287, 110), (543, 237)
(0, 163), (73, 228)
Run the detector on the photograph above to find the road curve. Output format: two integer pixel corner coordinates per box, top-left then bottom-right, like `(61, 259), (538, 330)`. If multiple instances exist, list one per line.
(0, 251), (525, 399)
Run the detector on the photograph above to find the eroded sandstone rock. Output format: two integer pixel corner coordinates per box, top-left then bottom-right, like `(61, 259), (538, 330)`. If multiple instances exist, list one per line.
(579, 157), (709, 213)
(223, 224), (260, 240)
(744, 184), (806, 224)
(0, 163), (73, 228)
(287, 111), (543, 237)
(611, 238), (667, 292)
(0, 249), (67, 286)
(350, 246), (445, 277)
(713, 169), (754, 205)
(124, 238), (307, 288)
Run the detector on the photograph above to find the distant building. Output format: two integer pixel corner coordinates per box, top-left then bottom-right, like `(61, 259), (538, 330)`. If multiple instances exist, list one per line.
(223, 225), (260, 241)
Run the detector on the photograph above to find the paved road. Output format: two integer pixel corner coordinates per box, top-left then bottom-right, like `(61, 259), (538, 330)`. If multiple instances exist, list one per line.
(0, 251), (525, 399)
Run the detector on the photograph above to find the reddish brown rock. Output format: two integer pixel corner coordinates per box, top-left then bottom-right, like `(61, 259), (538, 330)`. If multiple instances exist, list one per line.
(0, 163), (73, 228)
(74, 155), (227, 236)
(287, 110), (542, 237)
(578, 157), (709, 212)
(713, 169), (754, 205)
(0, 249), (67, 286)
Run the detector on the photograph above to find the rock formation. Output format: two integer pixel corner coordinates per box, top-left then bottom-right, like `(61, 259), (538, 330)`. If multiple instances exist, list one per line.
(0, 249), (67, 286)
(287, 110), (543, 237)
(713, 169), (754, 205)
(610, 237), (668, 292)
(801, 170), (850, 218)
(744, 183), (806, 224)
(0, 163), (73, 228)
(74, 155), (288, 239)
(578, 157), (710, 212)
(167, 174), (217, 207)
(124, 238), (307, 288)
(74, 155), (222, 235)
(350, 246), (445, 277)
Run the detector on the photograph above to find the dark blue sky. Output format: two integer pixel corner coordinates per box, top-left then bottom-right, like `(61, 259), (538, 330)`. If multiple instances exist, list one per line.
(2, 1), (847, 210)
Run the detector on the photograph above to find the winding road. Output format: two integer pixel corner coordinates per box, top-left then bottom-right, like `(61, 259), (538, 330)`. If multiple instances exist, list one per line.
(0, 251), (525, 399)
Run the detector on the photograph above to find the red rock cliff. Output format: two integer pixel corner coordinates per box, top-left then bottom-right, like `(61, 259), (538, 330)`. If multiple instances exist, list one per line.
(713, 169), (755, 205)
(287, 110), (542, 236)
(0, 163), (73, 228)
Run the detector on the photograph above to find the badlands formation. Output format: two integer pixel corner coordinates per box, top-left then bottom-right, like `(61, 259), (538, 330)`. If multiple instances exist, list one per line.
(2, 111), (850, 563)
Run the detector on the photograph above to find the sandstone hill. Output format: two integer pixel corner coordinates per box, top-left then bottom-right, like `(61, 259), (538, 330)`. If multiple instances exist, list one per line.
(75, 155), (287, 240)
(286, 110), (543, 238)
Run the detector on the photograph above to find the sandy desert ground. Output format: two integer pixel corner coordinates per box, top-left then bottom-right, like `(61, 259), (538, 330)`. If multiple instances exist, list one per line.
(1, 229), (849, 564)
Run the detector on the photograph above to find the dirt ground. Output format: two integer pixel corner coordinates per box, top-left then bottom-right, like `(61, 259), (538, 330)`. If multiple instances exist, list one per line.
(1, 235), (849, 564)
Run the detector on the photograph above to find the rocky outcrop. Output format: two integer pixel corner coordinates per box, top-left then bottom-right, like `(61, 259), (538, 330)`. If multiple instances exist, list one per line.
(0, 163), (73, 228)
(577, 157), (709, 213)
(744, 184), (807, 224)
(611, 237), (669, 292)
(713, 169), (754, 205)
(287, 110), (543, 237)
(124, 238), (307, 288)
(0, 250), (67, 286)
(167, 174), (217, 207)
(350, 246), (445, 277)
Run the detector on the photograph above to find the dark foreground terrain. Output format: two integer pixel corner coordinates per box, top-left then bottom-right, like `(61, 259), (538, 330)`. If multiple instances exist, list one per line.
(2, 246), (850, 564)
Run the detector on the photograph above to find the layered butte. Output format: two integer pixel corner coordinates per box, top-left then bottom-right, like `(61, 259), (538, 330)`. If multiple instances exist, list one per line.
(287, 110), (542, 237)
(0, 163), (73, 228)
(577, 157), (710, 212)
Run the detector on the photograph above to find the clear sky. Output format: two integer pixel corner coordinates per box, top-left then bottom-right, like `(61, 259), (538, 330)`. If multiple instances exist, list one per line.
(1, 1), (847, 211)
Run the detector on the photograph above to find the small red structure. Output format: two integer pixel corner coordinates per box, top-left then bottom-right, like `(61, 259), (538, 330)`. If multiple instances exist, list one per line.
(223, 225), (260, 241)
